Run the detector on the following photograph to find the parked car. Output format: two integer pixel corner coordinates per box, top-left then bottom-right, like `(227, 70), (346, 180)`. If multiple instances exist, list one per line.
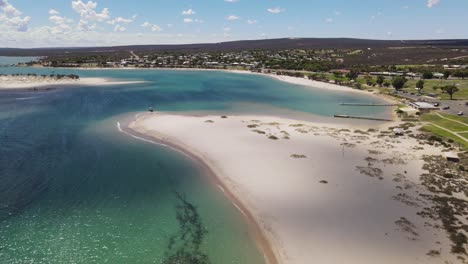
(443, 106), (450, 110)
(458, 111), (464, 116)
(433, 102), (440, 107)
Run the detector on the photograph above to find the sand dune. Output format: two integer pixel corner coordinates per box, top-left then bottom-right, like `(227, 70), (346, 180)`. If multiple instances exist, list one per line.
(129, 113), (465, 264)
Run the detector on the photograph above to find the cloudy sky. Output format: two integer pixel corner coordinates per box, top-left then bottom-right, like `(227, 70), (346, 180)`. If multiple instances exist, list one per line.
(0, 0), (466, 48)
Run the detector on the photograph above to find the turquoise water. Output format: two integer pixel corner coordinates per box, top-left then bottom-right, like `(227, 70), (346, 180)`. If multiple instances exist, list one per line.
(0, 56), (40, 66)
(0, 65), (389, 263)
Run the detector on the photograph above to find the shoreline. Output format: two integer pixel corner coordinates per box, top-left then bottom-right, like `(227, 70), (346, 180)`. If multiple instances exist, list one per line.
(22, 66), (399, 101)
(127, 112), (464, 264)
(120, 113), (280, 264)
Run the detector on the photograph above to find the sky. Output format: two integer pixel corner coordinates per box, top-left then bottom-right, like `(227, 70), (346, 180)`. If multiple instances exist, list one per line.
(0, 0), (466, 48)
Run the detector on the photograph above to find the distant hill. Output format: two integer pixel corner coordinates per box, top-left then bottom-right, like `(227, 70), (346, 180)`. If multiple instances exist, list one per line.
(1, 38), (468, 57)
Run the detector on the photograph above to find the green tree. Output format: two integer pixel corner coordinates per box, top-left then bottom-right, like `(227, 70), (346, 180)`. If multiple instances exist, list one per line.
(363, 75), (374, 86)
(441, 85), (459, 100)
(453, 70), (466, 79)
(443, 70), (451, 79)
(376, 75), (385, 87)
(391, 76), (407, 90)
(416, 80), (424, 93)
(422, 71), (434, 79)
(346, 70), (359, 80)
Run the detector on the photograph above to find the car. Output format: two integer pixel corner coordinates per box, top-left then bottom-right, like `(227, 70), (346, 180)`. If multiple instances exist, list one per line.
(458, 111), (464, 116)
(433, 102), (440, 107)
(410, 92), (415, 95)
(443, 106), (450, 110)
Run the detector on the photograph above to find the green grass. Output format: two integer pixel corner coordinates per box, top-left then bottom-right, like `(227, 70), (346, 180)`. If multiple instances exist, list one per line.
(403, 79), (468, 100)
(459, 132), (468, 140)
(420, 113), (468, 132)
(421, 125), (468, 150)
(438, 113), (468, 125)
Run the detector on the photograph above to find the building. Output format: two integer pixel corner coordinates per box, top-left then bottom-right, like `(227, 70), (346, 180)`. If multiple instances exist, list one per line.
(408, 102), (439, 111)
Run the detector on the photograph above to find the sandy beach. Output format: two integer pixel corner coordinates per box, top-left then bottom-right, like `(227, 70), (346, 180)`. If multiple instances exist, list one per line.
(128, 113), (467, 264)
(0, 75), (147, 90)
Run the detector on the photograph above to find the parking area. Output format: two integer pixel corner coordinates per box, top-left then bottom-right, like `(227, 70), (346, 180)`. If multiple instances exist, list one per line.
(396, 91), (467, 115)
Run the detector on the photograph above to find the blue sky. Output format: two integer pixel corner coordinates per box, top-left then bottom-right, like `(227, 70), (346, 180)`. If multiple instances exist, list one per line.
(0, 0), (466, 48)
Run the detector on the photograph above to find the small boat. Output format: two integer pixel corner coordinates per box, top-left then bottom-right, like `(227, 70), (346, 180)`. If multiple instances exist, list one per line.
(148, 107), (155, 112)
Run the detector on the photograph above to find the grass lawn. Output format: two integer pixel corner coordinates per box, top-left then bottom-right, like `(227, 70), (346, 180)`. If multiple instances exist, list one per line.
(459, 132), (468, 140)
(421, 125), (468, 150)
(420, 113), (468, 132)
(420, 112), (468, 150)
(403, 79), (468, 100)
(438, 113), (468, 125)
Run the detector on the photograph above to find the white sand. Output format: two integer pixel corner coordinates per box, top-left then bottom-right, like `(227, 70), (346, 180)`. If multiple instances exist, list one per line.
(129, 113), (462, 264)
(0, 76), (146, 90)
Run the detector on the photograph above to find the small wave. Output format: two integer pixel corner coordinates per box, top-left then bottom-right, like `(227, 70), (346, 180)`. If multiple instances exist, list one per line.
(15, 97), (38, 101)
(116, 122), (191, 159)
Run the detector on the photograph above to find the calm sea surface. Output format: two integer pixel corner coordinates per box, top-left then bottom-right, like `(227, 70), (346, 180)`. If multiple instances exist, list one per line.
(0, 59), (389, 263)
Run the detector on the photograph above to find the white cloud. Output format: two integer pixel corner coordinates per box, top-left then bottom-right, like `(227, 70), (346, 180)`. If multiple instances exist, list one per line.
(224, 0), (239, 2)
(427, 0), (440, 8)
(0, 0), (30, 31)
(325, 18), (333, 23)
(72, 0), (110, 30)
(183, 18), (193, 23)
(49, 9), (60, 15)
(247, 19), (257, 24)
(226, 15), (239, 21)
(107, 16), (135, 25)
(141, 22), (162, 32)
(114, 24), (126, 32)
(267, 7), (283, 14)
(182, 9), (195, 15)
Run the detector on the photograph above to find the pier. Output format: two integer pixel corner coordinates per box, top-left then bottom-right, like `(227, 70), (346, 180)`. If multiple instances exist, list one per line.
(334, 114), (393, 122)
(339, 103), (398, 106)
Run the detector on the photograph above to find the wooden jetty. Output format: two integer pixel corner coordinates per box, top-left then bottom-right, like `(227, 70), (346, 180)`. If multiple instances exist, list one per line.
(334, 114), (393, 122)
(339, 103), (398, 106)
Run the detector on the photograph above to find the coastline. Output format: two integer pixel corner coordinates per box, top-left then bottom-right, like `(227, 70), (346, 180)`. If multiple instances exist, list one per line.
(23, 66), (399, 102)
(120, 114), (280, 264)
(127, 112), (461, 264)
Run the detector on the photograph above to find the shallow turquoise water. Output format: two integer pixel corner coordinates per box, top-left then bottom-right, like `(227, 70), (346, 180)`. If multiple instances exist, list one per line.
(0, 65), (389, 263)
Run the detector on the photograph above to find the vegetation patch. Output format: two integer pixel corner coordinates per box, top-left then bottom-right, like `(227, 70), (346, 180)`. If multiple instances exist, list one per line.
(395, 217), (419, 239)
(290, 154), (307, 159)
(268, 135), (279, 140)
(355, 166), (383, 180)
(252, 129), (266, 135)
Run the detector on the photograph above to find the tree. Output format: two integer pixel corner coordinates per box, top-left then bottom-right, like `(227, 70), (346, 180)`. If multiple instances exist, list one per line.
(416, 80), (425, 93)
(441, 85), (459, 100)
(363, 75), (374, 86)
(422, 71), (434, 79)
(376, 75), (385, 87)
(391, 76), (407, 90)
(453, 70), (466, 79)
(354, 83), (362, 90)
(443, 70), (451, 80)
(346, 70), (359, 80)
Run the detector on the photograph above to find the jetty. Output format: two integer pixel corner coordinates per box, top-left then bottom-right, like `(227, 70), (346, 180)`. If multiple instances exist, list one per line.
(334, 114), (393, 122)
(339, 103), (398, 106)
